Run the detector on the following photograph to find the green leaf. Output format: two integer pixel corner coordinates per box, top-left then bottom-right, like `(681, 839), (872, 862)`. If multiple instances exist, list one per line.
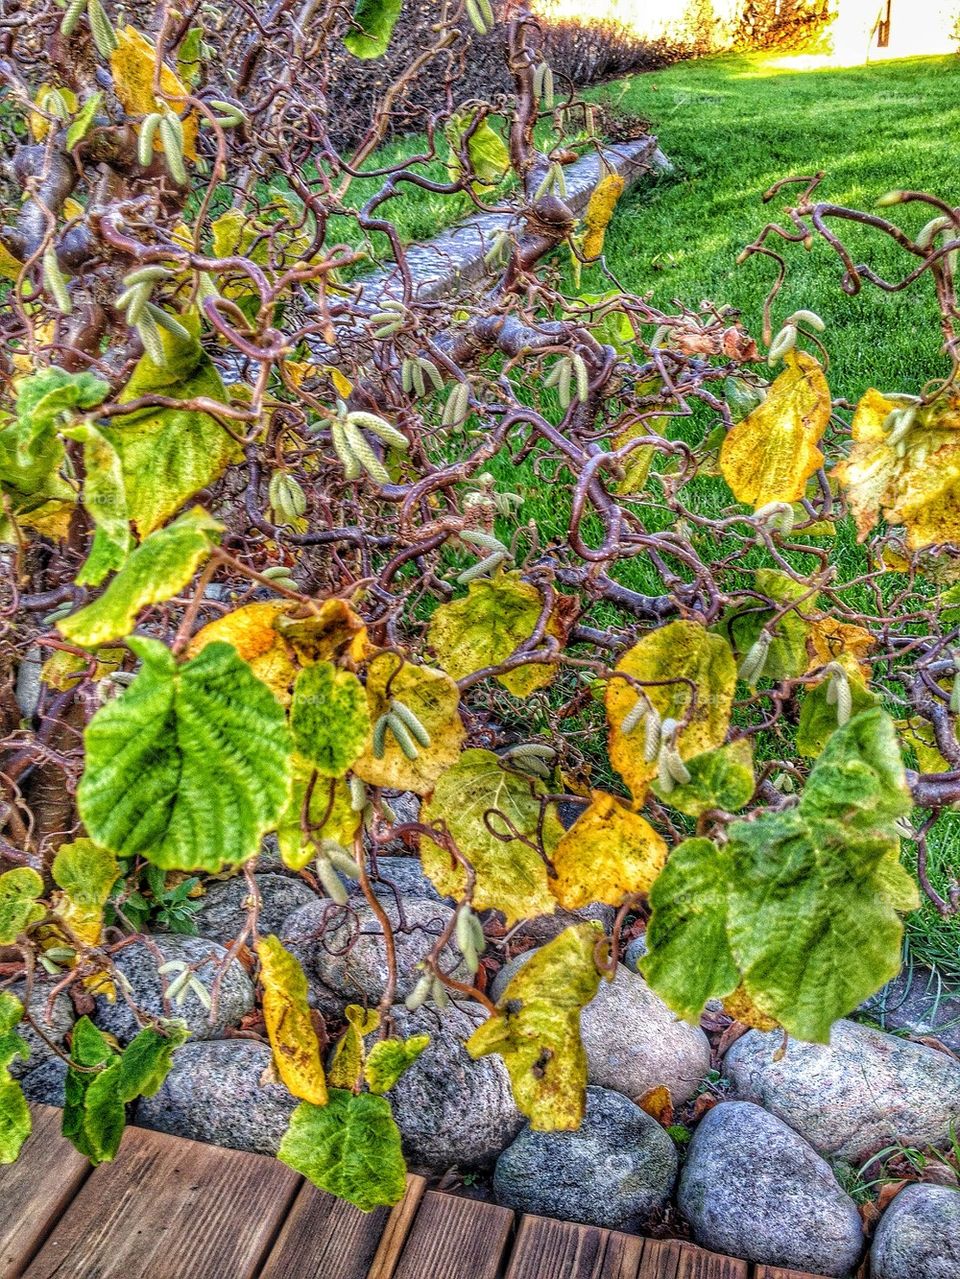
(650, 739), (755, 817)
(363, 1034), (430, 1094)
(66, 91), (103, 149)
(61, 420), (132, 585)
(718, 569), (817, 683)
(466, 923), (603, 1130)
(176, 27), (204, 88)
(445, 112), (510, 192)
(796, 671), (880, 757)
(64, 1017), (188, 1164)
(0, 992), (31, 1164)
(276, 762), (361, 871)
(105, 319), (238, 537)
(640, 838), (740, 1023)
(343, 0), (403, 59)
(0, 868), (45, 944)
(78, 636), (292, 871)
(278, 1089), (407, 1212)
(420, 748), (565, 926)
(290, 662), (370, 778)
(59, 508), (224, 648)
(52, 838), (120, 946)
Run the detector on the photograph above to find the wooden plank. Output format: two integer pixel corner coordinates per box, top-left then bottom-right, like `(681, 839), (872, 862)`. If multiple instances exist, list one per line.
(504, 1214), (608, 1278)
(754, 1269), (829, 1279)
(597, 1231), (646, 1279)
(0, 1105), (90, 1279)
(675, 1243), (749, 1279)
(259, 1173), (426, 1279)
(366, 1176), (428, 1279)
(390, 1190), (513, 1279)
(638, 1240), (689, 1279)
(22, 1124), (301, 1279)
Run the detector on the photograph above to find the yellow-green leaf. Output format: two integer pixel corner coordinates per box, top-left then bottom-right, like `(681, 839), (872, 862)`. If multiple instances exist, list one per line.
(328, 1005), (380, 1090)
(466, 923), (603, 1130)
(719, 350), (831, 509)
(0, 869), (45, 945)
(0, 993), (31, 1164)
(606, 621), (736, 801)
(290, 662), (370, 778)
(428, 570), (556, 698)
(59, 508), (223, 648)
(110, 26), (197, 160)
(257, 935), (327, 1106)
(582, 173), (624, 259)
(550, 790), (667, 910)
(51, 839), (120, 949)
(276, 762), (361, 871)
(420, 749), (563, 926)
(363, 1035), (430, 1094)
(353, 654), (465, 795)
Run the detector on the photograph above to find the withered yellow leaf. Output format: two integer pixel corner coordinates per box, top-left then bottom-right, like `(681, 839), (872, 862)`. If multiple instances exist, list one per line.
(722, 984), (779, 1031)
(420, 748), (562, 926)
(427, 570), (557, 699)
(466, 922), (603, 1129)
(550, 790), (667, 910)
(257, 934), (327, 1106)
(720, 350), (830, 509)
(328, 1004), (380, 1090)
(188, 601), (297, 703)
(805, 616), (875, 679)
(606, 621), (736, 801)
(636, 1084), (674, 1126)
(831, 388), (897, 541)
(110, 27), (197, 161)
(353, 654), (464, 794)
(582, 173), (625, 259)
(276, 761), (361, 871)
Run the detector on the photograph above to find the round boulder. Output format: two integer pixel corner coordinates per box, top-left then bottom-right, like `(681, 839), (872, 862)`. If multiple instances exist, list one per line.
(281, 895), (467, 1016)
(93, 935), (255, 1044)
(491, 952), (710, 1104)
(7, 978), (74, 1080)
(724, 1019), (960, 1164)
(678, 1101), (864, 1277)
(871, 1184), (960, 1279)
(494, 1086), (677, 1230)
(363, 1002), (523, 1170)
(134, 1039), (296, 1155)
(193, 873), (317, 945)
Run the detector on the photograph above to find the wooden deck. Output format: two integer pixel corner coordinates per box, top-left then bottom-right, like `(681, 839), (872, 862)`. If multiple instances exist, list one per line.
(1, 1106), (831, 1279)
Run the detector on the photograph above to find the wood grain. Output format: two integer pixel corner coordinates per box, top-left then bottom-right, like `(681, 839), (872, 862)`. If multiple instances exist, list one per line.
(390, 1190), (513, 1279)
(504, 1214), (608, 1278)
(366, 1175), (428, 1279)
(637, 1239), (689, 1279)
(22, 1124), (300, 1279)
(596, 1231), (646, 1279)
(674, 1243), (749, 1278)
(0, 1105), (90, 1279)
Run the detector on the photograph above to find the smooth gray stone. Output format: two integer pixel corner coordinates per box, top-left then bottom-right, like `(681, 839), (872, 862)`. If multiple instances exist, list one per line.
(724, 1019), (960, 1164)
(678, 1101), (864, 1277)
(494, 1086), (677, 1230)
(193, 873), (318, 945)
(135, 1039), (296, 1156)
(870, 1184), (960, 1279)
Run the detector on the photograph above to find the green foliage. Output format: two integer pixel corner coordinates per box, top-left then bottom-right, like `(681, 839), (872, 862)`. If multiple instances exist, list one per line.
(59, 508), (224, 647)
(290, 661), (370, 777)
(0, 993), (31, 1164)
(649, 740), (754, 816)
(0, 868), (45, 944)
(78, 637), (292, 871)
(343, 0), (403, 59)
(364, 1034), (430, 1094)
(64, 1017), (189, 1164)
(278, 1089), (407, 1211)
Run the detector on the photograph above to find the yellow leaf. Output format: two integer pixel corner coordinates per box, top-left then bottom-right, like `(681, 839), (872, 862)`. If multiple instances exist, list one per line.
(353, 654), (465, 795)
(40, 646), (125, 691)
(110, 26), (197, 161)
(328, 1004), (380, 1090)
(420, 749), (562, 926)
(900, 717), (953, 775)
(257, 934), (327, 1105)
(722, 985), (779, 1031)
(606, 620), (737, 801)
(189, 601), (297, 703)
(427, 570), (557, 698)
(636, 1084), (674, 1126)
(550, 791), (667, 910)
(582, 173), (624, 260)
(805, 617), (875, 680)
(0, 240), (23, 282)
(466, 922), (603, 1130)
(719, 350), (830, 509)
(613, 417), (662, 496)
(275, 598), (370, 665)
(327, 366), (354, 398)
(831, 388), (897, 541)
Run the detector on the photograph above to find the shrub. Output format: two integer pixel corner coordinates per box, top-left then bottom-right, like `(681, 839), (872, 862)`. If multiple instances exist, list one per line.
(1, 0), (958, 1213)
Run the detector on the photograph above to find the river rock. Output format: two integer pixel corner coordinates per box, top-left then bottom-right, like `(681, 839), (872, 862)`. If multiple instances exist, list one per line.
(7, 978), (74, 1080)
(860, 964), (960, 1054)
(724, 1019), (960, 1164)
(194, 873), (317, 945)
(18, 1056), (68, 1106)
(362, 1003), (522, 1169)
(494, 1086), (677, 1230)
(509, 903), (615, 946)
(346, 856), (448, 904)
(678, 1101), (864, 1276)
(135, 1040), (296, 1155)
(871, 1184), (960, 1279)
(281, 895), (467, 1018)
(491, 952), (710, 1104)
(92, 935), (255, 1044)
